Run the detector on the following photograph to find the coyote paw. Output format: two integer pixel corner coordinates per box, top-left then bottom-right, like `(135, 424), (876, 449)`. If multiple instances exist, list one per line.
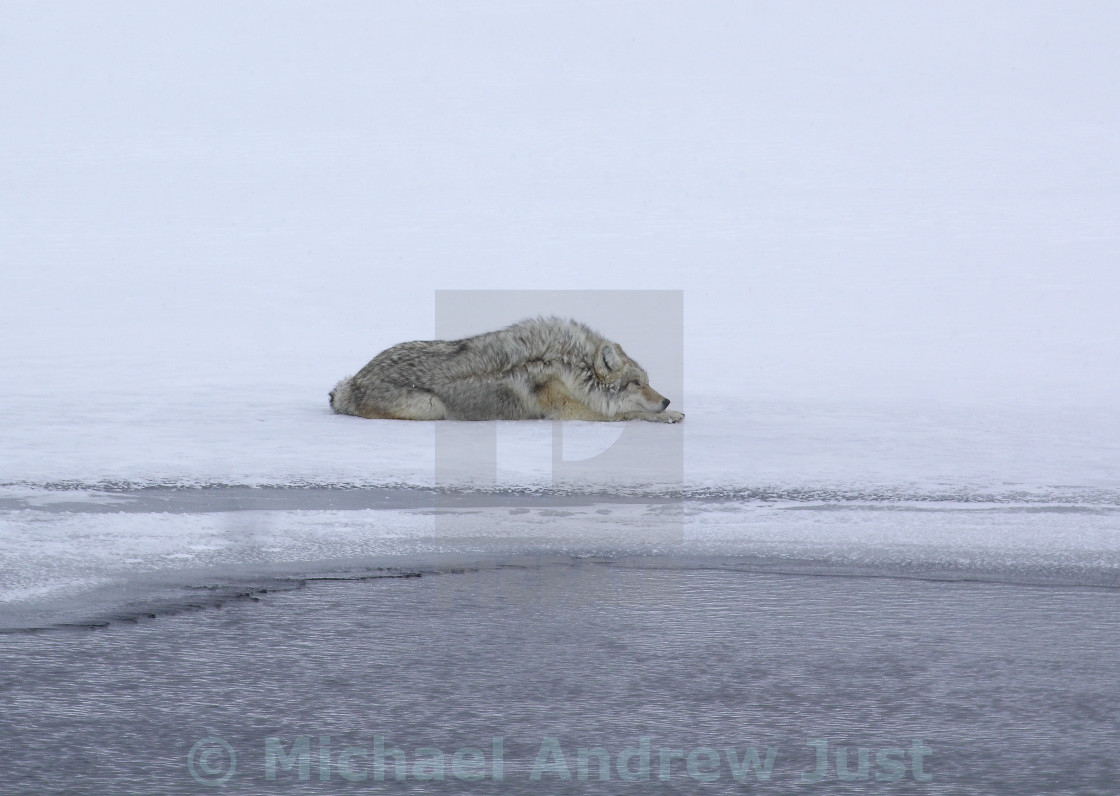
(641, 409), (684, 423)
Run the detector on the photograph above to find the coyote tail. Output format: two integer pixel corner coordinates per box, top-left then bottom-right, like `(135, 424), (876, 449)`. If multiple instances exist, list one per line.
(328, 377), (356, 415)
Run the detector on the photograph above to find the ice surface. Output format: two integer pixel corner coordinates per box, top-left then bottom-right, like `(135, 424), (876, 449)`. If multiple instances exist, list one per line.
(4, 496), (1120, 631)
(2, 392), (1118, 497)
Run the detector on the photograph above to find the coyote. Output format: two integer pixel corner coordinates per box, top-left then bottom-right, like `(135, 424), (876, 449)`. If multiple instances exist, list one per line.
(329, 317), (683, 422)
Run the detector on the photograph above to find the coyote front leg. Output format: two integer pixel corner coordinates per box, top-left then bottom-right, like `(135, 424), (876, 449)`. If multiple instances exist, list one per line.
(623, 410), (685, 423)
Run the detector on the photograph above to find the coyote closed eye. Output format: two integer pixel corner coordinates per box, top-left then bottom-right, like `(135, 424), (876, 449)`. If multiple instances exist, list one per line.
(329, 317), (683, 423)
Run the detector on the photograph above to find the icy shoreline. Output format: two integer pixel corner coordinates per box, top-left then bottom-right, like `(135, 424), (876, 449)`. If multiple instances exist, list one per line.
(4, 490), (1120, 633)
(4, 481), (1120, 518)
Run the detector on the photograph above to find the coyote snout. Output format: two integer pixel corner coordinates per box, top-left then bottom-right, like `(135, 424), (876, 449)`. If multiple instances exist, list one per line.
(329, 317), (684, 423)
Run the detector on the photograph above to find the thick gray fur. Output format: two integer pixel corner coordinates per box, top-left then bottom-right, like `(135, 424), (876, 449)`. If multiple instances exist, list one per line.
(329, 317), (683, 422)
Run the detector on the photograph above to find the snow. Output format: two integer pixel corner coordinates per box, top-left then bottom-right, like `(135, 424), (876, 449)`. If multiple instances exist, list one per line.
(2, 2), (1119, 627)
(2, 395), (1119, 497)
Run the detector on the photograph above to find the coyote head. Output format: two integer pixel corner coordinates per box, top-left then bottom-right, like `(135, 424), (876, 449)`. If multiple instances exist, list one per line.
(591, 342), (672, 417)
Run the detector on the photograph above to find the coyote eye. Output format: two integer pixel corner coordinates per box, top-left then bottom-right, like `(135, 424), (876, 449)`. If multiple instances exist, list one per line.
(625, 380), (640, 390)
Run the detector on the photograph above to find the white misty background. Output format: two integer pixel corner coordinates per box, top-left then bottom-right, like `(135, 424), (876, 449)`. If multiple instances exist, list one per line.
(1, 2), (1118, 489)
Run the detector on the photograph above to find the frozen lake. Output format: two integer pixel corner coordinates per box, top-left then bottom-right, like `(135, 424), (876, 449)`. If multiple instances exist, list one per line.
(3, 543), (1119, 795)
(4, 401), (1120, 633)
(3, 464), (1120, 794)
(2, 405), (1119, 794)
(4, 436), (1119, 794)
(3, 0), (1119, 793)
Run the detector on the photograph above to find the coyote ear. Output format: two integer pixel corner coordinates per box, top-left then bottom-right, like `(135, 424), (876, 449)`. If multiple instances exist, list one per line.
(595, 343), (622, 376)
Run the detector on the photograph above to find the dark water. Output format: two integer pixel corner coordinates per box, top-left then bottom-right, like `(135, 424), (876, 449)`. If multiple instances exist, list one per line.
(1, 558), (1119, 795)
